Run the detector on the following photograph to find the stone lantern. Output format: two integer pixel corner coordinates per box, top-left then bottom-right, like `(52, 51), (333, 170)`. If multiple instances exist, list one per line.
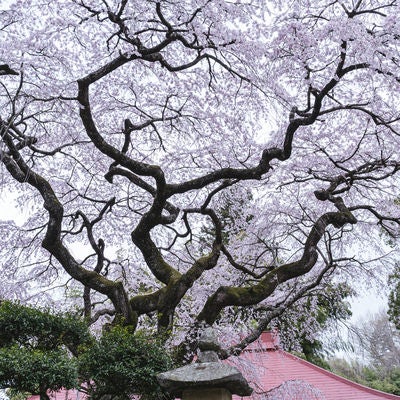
(157, 328), (253, 400)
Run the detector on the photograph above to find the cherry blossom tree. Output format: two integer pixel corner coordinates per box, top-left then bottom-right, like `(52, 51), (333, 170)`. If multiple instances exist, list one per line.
(262, 380), (325, 400)
(0, 0), (399, 358)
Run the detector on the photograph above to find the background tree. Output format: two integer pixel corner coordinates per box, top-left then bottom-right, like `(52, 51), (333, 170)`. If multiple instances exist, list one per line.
(328, 310), (400, 395)
(349, 310), (400, 375)
(0, 0), (399, 364)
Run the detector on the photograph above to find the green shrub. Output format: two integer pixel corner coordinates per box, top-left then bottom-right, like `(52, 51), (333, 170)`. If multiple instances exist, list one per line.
(79, 326), (173, 399)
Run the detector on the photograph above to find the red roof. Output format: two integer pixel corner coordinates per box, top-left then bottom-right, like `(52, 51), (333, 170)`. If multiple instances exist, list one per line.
(232, 331), (400, 400)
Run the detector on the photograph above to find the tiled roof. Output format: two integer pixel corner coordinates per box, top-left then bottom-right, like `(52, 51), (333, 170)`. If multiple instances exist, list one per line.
(233, 332), (400, 400)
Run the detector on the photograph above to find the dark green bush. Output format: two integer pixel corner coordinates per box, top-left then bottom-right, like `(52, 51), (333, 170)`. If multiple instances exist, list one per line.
(79, 326), (173, 400)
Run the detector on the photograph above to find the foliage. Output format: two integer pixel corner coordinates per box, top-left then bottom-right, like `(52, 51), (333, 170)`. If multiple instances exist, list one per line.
(79, 326), (173, 400)
(329, 357), (400, 395)
(0, 301), (86, 399)
(5, 389), (31, 400)
(388, 263), (400, 330)
(0, 0), (400, 364)
(0, 302), (173, 400)
(362, 367), (400, 395)
(0, 301), (90, 355)
(0, 346), (78, 397)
